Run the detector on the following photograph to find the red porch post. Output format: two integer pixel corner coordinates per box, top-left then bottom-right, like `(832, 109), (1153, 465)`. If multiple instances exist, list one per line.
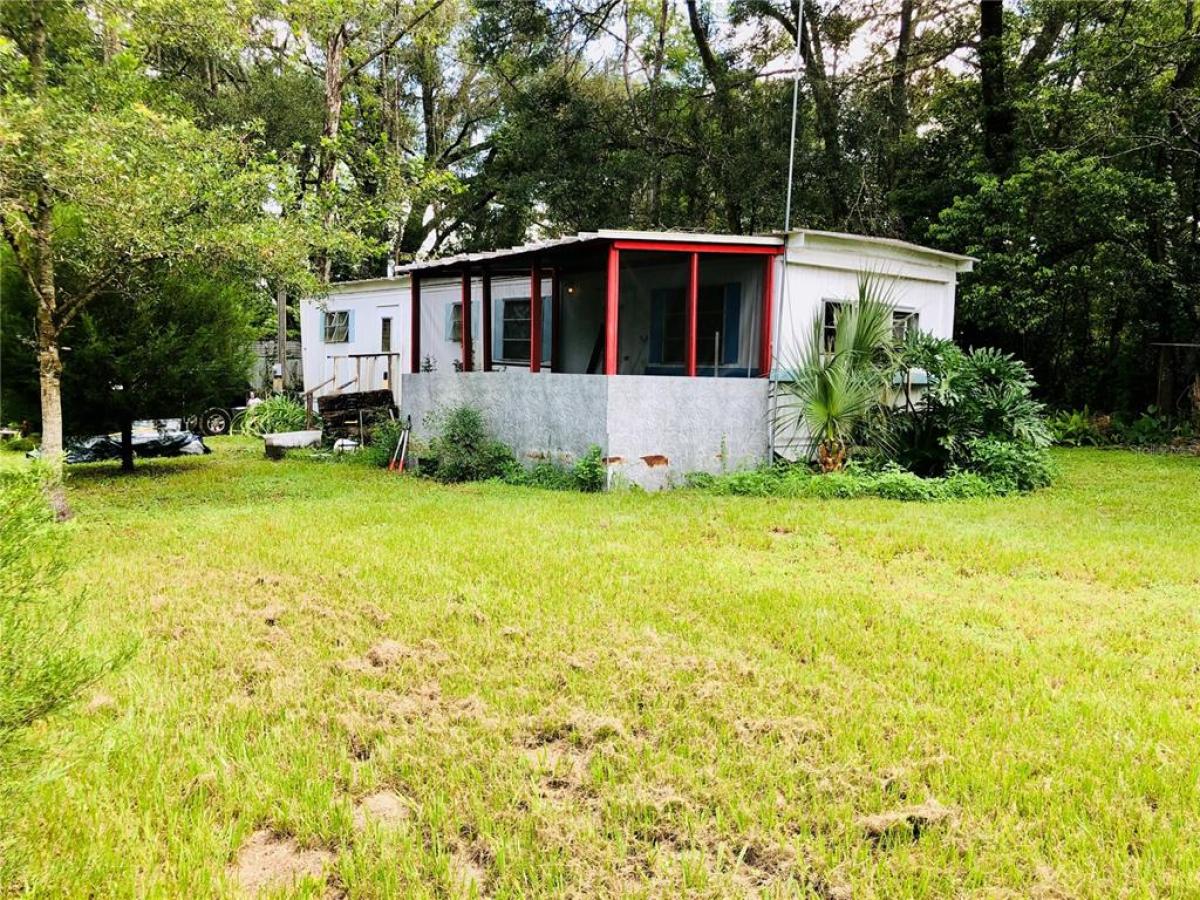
(604, 245), (620, 375)
(760, 254), (775, 378)
(551, 267), (562, 371)
(410, 274), (421, 373)
(460, 267), (473, 372)
(529, 260), (542, 372)
(481, 268), (493, 372)
(685, 252), (699, 377)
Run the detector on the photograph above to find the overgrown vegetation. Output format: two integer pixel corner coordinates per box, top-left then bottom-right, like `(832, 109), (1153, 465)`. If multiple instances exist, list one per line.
(772, 276), (1054, 497)
(1049, 405), (1199, 450)
(875, 335), (1055, 492)
(0, 471), (115, 780)
(419, 406), (517, 484)
(357, 416), (409, 468)
(234, 396), (308, 437)
(1, 434), (36, 454)
(504, 445), (607, 493)
(415, 406), (606, 492)
(688, 463), (1001, 501)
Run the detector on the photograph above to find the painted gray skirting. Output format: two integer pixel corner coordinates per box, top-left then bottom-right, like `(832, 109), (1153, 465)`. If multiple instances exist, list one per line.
(400, 371), (769, 490)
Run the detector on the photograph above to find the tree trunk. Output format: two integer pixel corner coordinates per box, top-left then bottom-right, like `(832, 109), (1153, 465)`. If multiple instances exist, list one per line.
(684, 0), (744, 232)
(28, 5), (69, 517)
(799, 0), (847, 224)
(119, 417), (134, 473)
(885, 0), (914, 198)
(276, 286), (288, 392)
(980, 0), (1015, 176)
(314, 26), (347, 282)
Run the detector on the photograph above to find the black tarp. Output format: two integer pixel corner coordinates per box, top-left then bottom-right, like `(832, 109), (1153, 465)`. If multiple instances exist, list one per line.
(62, 431), (210, 463)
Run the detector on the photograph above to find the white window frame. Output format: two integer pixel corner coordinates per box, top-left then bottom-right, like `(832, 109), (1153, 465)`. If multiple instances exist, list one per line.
(323, 310), (350, 344)
(822, 299), (844, 352)
(447, 303), (464, 344)
(892, 309), (919, 342)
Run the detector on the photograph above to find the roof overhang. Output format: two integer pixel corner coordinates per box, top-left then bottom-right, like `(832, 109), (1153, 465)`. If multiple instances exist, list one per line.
(396, 229), (785, 279)
(780, 228), (976, 272)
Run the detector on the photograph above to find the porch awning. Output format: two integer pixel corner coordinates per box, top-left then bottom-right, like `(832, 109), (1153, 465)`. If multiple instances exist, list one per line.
(396, 229), (784, 278)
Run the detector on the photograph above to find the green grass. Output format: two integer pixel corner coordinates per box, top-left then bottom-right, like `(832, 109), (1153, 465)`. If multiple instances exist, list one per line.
(4, 440), (1200, 897)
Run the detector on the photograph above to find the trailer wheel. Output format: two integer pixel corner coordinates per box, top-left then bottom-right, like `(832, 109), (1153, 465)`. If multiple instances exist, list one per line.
(200, 407), (232, 436)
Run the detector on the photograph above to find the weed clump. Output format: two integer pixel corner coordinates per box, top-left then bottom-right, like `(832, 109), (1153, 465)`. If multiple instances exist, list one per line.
(0, 470), (121, 781)
(686, 460), (1018, 501)
(420, 406), (517, 483)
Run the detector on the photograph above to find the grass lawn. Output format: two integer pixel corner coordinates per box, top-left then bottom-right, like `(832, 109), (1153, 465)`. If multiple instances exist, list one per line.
(3, 440), (1199, 897)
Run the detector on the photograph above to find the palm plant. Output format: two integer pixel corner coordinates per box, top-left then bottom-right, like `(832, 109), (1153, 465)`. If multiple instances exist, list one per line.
(774, 274), (897, 472)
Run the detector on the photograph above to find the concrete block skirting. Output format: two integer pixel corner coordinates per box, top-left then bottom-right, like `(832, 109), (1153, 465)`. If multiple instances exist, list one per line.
(400, 372), (769, 490)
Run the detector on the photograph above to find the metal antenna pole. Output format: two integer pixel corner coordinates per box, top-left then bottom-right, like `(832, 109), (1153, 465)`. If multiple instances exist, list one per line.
(771, 0), (805, 462)
(783, 0), (804, 232)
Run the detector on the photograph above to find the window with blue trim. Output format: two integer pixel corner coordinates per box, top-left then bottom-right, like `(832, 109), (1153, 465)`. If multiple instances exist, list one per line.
(323, 310), (351, 343)
(650, 283), (740, 367)
(493, 296), (552, 365)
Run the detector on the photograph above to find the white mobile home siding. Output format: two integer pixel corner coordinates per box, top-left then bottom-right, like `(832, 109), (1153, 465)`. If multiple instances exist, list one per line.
(773, 231), (964, 372)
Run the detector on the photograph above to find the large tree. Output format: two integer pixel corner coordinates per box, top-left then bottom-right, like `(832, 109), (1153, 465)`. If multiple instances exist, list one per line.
(0, 1), (322, 498)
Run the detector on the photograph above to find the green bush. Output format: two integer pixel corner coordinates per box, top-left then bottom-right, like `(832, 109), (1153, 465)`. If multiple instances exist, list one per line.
(502, 445), (607, 492)
(235, 395), (308, 437)
(1, 436), (36, 453)
(962, 438), (1056, 493)
(1112, 407), (1176, 446)
(513, 461), (577, 490)
(879, 335), (1054, 489)
(941, 471), (999, 499)
(572, 446), (606, 492)
(1049, 407), (1109, 447)
(688, 461), (1010, 502)
(0, 470), (118, 780)
(360, 417), (407, 468)
(422, 406), (517, 484)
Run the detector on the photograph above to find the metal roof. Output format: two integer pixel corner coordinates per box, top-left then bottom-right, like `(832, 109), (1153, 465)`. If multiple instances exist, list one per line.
(782, 228), (977, 267)
(395, 229), (784, 276)
(323, 227), (969, 288)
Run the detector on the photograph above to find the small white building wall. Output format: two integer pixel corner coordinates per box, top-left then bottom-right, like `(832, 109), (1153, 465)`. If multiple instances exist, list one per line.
(300, 273), (539, 402)
(773, 231), (965, 374)
(300, 279), (408, 404)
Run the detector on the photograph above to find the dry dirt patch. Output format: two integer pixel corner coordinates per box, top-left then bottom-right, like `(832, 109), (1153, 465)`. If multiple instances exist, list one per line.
(339, 638), (450, 673)
(228, 829), (332, 895)
(352, 790), (411, 830)
(84, 692), (118, 716)
(857, 799), (955, 841)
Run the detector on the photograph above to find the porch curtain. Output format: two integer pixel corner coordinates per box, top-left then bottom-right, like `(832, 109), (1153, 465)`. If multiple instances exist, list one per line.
(737, 264), (763, 375)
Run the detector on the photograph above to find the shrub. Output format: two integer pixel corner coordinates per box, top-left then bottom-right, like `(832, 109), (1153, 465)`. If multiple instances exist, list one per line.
(502, 445), (607, 492)
(941, 471), (999, 499)
(1111, 407), (1175, 446)
(509, 461), (572, 490)
(235, 395), (308, 437)
(962, 438), (1056, 493)
(572, 446), (606, 492)
(869, 469), (941, 501)
(1049, 407), (1109, 447)
(360, 417), (407, 468)
(880, 335), (1054, 488)
(1, 436), (36, 453)
(0, 470), (118, 779)
(422, 406), (517, 484)
(689, 461), (1010, 502)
